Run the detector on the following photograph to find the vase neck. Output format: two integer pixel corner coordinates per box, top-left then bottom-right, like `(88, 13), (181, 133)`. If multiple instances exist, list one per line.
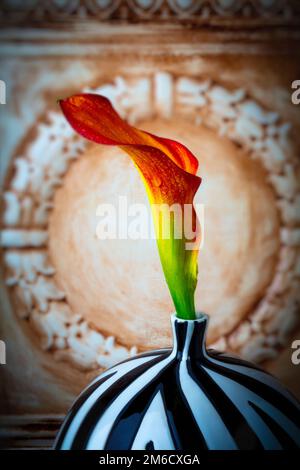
(171, 313), (208, 360)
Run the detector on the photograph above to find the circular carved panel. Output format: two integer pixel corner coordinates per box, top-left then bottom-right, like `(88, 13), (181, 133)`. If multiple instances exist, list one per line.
(2, 72), (300, 373)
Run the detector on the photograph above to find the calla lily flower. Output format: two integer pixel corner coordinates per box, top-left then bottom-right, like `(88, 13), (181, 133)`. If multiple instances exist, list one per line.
(59, 94), (202, 320)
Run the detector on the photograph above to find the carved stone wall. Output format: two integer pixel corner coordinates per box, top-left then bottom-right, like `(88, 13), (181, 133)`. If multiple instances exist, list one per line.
(0, 3), (300, 419)
(2, 72), (300, 374)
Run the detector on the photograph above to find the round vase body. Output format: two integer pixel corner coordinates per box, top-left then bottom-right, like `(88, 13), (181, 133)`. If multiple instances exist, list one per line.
(55, 315), (300, 450)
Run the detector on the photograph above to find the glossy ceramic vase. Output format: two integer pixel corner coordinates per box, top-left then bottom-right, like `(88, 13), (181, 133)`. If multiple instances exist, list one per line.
(55, 313), (300, 450)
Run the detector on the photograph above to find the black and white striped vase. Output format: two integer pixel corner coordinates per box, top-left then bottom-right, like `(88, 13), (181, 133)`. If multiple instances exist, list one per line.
(55, 313), (300, 450)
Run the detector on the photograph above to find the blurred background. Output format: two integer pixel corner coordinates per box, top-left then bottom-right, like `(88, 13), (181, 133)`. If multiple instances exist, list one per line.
(0, 0), (300, 448)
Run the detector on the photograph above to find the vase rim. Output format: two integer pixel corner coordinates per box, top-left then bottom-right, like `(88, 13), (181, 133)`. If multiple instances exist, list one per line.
(171, 312), (208, 323)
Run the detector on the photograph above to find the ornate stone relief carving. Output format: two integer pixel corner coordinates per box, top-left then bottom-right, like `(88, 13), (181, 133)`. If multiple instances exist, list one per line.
(0, 0), (298, 24)
(2, 72), (300, 371)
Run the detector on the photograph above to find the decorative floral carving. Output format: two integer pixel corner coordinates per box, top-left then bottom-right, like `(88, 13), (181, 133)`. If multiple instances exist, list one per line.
(5, 251), (55, 285)
(2, 72), (300, 370)
(0, 0), (297, 24)
(84, 76), (153, 124)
